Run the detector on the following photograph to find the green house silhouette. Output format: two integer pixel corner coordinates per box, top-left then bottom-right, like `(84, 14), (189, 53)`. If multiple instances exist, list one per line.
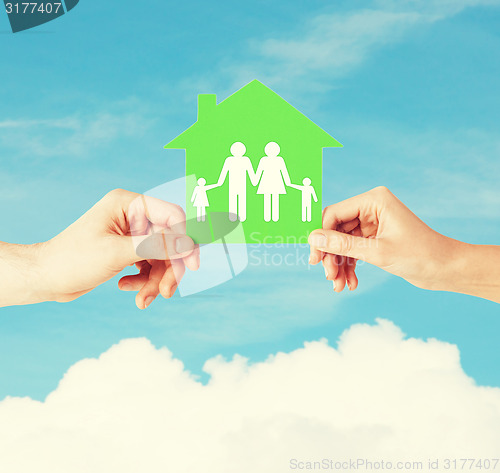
(165, 80), (342, 244)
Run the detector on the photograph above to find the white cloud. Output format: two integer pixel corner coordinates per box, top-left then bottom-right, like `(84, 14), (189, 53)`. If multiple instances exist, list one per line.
(266, 0), (499, 78)
(149, 259), (389, 347)
(0, 99), (153, 158)
(255, 10), (422, 83)
(375, 0), (500, 18)
(333, 123), (500, 221)
(196, 0), (500, 96)
(0, 118), (79, 129)
(1, 319), (499, 473)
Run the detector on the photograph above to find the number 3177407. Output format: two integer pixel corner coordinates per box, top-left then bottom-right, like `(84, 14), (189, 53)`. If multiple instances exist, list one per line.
(5, 3), (63, 14)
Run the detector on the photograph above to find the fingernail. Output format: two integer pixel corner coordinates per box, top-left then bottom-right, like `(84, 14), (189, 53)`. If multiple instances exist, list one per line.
(324, 267), (328, 279)
(145, 296), (154, 308)
(309, 253), (319, 265)
(347, 281), (352, 291)
(309, 233), (327, 248)
(121, 283), (133, 291)
(176, 237), (193, 254)
(333, 281), (337, 292)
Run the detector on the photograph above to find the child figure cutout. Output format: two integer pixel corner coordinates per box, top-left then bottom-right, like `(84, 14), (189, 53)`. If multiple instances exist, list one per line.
(191, 178), (218, 222)
(289, 178), (318, 222)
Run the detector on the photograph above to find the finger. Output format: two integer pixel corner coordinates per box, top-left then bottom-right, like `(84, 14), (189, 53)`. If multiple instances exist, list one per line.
(345, 257), (358, 291)
(322, 253), (337, 281)
(310, 220), (359, 267)
(333, 256), (347, 292)
(309, 248), (322, 265)
(308, 229), (382, 266)
(170, 259), (186, 296)
(119, 272), (150, 291)
(119, 232), (195, 266)
(158, 260), (174, 299)
(136, 260), (165, 309)
(126, 194), (187, 236)
(159, 259), (185, 299)
(337, 218), (360, 234)
(345, 225), (361, 291)
(183, 245), (200, 272)
(119, 261), (151, 291)
(309, 245), (323, 265)
(322, 196), (364, 230)
(146, 196), (187, 234)
(322, 188), (386, 230)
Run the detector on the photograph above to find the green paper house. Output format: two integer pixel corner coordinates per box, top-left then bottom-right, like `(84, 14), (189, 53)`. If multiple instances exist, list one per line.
(165, 80), (342, 244)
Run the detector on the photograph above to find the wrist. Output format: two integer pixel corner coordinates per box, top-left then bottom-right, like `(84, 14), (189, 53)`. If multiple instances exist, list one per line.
(411, 234), (470, 294)
(0, 242), (52, 307)
(35, 237), (72, 304)
(437, 240), (500, 303)
(437, 239), (472, 293)
(21, 242), (54, 304)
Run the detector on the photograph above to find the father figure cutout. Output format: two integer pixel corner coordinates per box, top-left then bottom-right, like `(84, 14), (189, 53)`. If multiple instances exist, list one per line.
(216, 142), (257, 222)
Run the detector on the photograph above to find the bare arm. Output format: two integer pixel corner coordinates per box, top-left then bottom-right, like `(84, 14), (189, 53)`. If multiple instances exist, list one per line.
(204, 184), (219, 191)
(0, 190), (199, 309)
(442, 244), (500, 303)
(312, 188), (318, 203)
(0, 242), (47, 307)
(191, 188), (198, 203)
(280, 158), (292, 187)
(246, 159), (258, 186)
(216, 160), (230, 187)
(254, 160), (264, 184)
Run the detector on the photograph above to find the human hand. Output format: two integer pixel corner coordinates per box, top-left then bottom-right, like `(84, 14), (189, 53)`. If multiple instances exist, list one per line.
(38, 189), (199, 309)
(308, 186), (467, 294)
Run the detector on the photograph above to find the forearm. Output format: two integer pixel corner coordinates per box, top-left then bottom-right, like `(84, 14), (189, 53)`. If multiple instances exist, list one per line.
(444, 242), (500, 303)
(217, 169), (228, 187)
(0, 242), (51, 307)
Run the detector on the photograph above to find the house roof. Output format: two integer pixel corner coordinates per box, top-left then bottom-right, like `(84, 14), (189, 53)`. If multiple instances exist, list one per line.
(165, 80), (342, 150)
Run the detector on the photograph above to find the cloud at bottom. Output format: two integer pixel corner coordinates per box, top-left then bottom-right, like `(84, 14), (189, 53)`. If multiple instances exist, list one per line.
(0, 319), (499, 473)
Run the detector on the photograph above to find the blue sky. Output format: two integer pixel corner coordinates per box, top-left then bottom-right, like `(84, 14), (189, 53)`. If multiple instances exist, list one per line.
(0, 0), (499, 400)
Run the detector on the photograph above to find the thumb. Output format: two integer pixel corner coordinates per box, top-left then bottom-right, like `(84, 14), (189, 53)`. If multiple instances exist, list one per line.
(118, 232), (196, 266)
(308, 230), (382, 266)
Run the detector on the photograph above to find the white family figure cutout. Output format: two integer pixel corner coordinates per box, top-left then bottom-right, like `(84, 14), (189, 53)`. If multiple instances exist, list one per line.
(216, 142), (256, 222)
(255, 141), (291, 222)
(191, 178), (218, 222)
(191, 141), (317, 223)
(289, 178), (318, 222)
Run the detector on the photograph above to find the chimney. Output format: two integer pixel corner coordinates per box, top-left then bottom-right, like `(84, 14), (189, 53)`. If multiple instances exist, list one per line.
(197, 94), (217, 122)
